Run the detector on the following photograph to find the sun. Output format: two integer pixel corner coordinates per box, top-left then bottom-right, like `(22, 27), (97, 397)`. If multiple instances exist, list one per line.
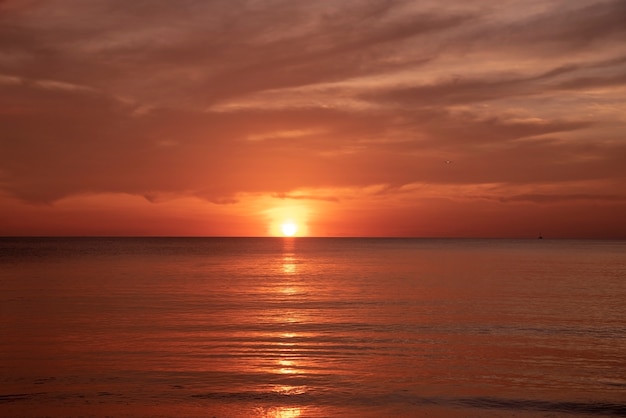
(281, 221), (298, 237)
(266, 204), (309, 237)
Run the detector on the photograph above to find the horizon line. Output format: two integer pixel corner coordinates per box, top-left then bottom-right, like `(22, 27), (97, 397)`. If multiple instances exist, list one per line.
(1, 235), (625, 240)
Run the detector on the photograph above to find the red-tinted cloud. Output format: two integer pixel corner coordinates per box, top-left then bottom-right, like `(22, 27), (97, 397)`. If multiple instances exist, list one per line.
(1, 0), (625, 237)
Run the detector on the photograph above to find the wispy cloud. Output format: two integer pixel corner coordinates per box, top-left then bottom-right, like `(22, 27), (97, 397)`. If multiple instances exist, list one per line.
(1, 0), (625, 236)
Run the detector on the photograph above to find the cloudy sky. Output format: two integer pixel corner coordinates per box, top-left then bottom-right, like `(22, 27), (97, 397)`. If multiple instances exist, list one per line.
(1, 0), (625, 237)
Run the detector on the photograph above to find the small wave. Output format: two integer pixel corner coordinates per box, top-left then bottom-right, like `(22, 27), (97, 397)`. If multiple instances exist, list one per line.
(597, 378), (626, 388)
(191, 390), (314, 403)
(454, 396), (626, 416)
(188, 390), (626, 416)
(0, 393), (45, 403)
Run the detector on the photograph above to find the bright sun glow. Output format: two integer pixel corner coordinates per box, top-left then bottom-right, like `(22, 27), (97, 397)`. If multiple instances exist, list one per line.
(281, 221), (298, 236)
(265, 204), (310, 237)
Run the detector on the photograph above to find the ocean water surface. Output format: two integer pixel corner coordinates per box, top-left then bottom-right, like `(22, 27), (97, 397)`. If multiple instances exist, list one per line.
(1, 237), (625, 417)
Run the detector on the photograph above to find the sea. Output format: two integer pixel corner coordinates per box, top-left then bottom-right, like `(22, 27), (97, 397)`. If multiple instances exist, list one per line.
(1, 237), (625, 417)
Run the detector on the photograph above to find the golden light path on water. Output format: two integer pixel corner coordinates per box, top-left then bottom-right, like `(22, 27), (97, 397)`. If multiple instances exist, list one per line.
(263, 238), (306, 417)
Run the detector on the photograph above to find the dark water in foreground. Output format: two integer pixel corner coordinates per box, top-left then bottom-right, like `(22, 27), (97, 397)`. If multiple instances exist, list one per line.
(1, 237), (625, 417)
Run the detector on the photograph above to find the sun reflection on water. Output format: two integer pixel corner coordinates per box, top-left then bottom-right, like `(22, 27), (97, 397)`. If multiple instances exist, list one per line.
(255, 406), (304, 418)
(281, 238), (297, 274)
(282, 256), (296, 275)
(277, 358), (297, 375)
(256, 239), (310, 416)
(273, 407), (302, 418)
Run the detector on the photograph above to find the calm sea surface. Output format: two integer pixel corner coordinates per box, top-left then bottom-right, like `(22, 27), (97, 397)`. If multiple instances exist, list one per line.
(1, 238), (625, 417)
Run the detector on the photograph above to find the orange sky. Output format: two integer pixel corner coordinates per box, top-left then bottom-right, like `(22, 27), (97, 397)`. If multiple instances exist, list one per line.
(1, 0), (625, 238)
